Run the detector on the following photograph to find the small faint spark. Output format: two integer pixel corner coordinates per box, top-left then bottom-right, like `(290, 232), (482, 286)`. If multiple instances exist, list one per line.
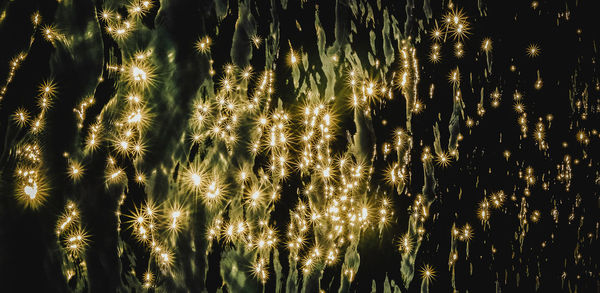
(526, 44), (540, 57)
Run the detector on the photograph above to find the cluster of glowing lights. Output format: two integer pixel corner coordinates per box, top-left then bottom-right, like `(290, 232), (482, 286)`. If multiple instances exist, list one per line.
(3, 1), (598, 290)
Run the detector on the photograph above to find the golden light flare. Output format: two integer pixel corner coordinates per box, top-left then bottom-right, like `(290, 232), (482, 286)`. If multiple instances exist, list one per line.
(56, 202), (79, 233)
(478, 199), (491, 224)
(419, 264), (436, 282)
(15, 172), (49, 209)
(127, 0), (153, 18)
(448, 67), (460, 86)
(85, 122), (103, 153)
(67, 160), (85, 182)
(251, 257), (269, 284)
(429, 42), (441, 63)
(251, 34), (262, 48)
(397, 233), (413, 254)
(124, 105), (153, 131)
(202, 176), (227, 207)
(126, 200), (163, 245)
(435, 152), (452, 167)
(152, 244), (174, 268)
(123, 59), (156, 89)
(31, 11), (41, 26)
(182, 163), (206, 194)
(14, 143), (50, 209)
(385, 163), (407, 187)
(526, 43), (540, 57)
(164, 202), (186, 234)
(105, 165), (127, 185)
(444, 7), (470, 41)
(56, 202), (89, 259)
(143, 271), (154, 288)
(63, 226), (90, 257)
(245, 185), (266, 210)
(195, 36), (211, 53)
(12, 108), (30, 127)
(481, 37), (493, 52)
(430, 22), (443, 41)
(38, 79), (58, 99)
(41, 24), (61, 43)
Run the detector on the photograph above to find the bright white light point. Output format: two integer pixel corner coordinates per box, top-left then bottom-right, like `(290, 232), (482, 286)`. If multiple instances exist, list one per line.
(24, 183), (38, 199)
(191, 173), (201, 186)
(252, 191), (260, 200)
(207, 181), (219, 198)
(132, 66), (147, 81)
(367, 84), (374, 95)
(111, 170), (121, 179)
(128, 111), (142, 123)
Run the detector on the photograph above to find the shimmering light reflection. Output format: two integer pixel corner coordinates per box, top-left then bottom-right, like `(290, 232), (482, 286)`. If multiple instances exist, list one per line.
(1, 1), (598, 292)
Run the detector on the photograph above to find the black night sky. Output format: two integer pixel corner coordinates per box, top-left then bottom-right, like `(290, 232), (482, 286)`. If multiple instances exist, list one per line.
(0, 0), (598, 292)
